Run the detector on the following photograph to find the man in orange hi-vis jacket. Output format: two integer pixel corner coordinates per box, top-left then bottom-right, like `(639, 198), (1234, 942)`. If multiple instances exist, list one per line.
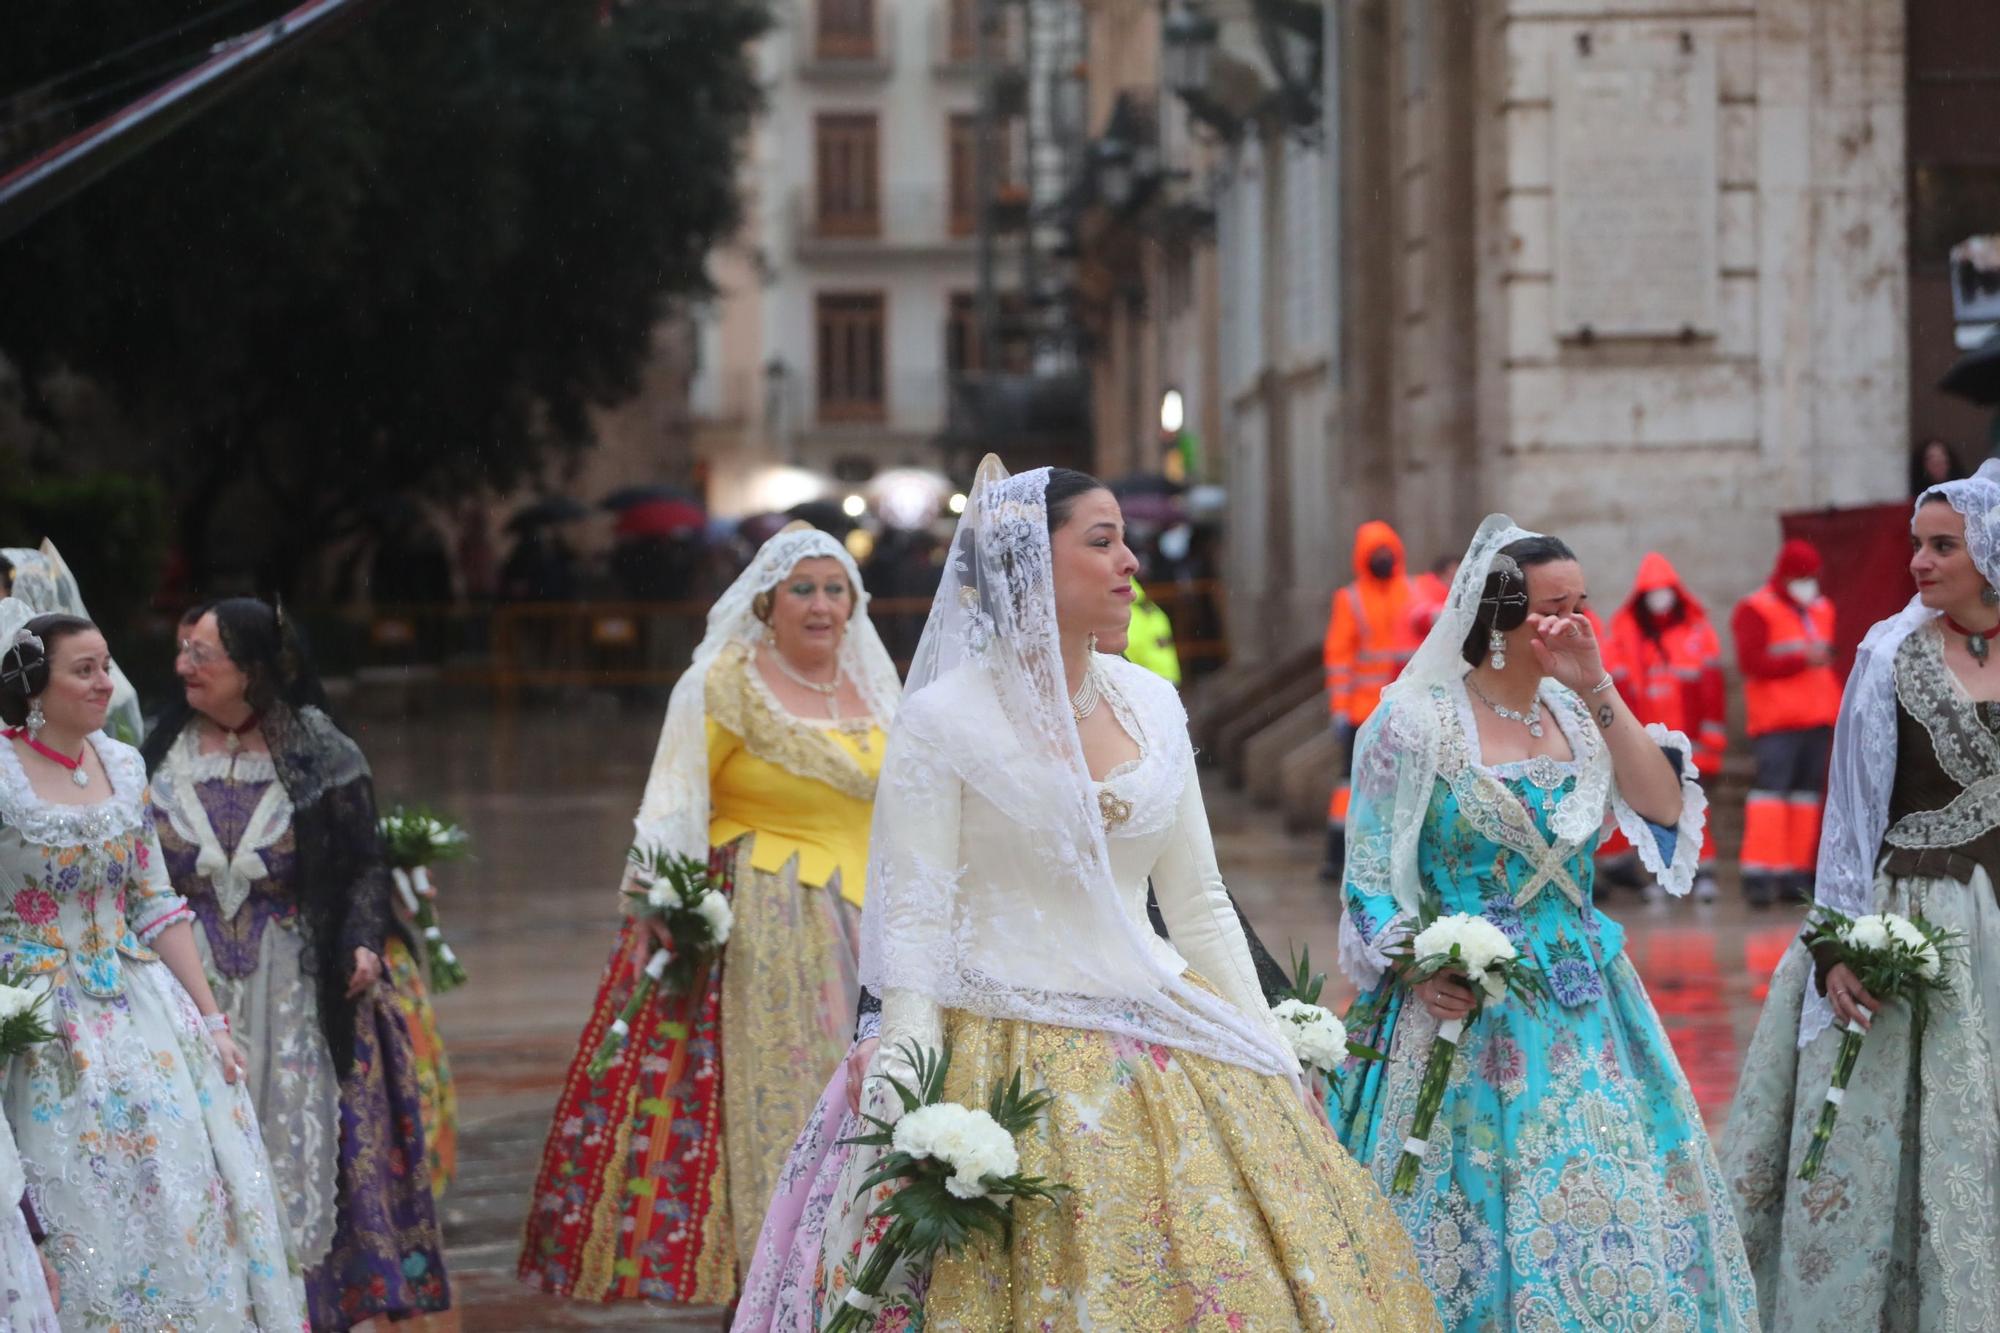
(1318, 520), (1419, 881)
(1603, 552), (1728, 901)
(1731, 538), (1842, 908)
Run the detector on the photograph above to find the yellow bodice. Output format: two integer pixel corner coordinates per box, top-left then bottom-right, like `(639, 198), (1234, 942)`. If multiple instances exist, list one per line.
(704, 646), (884, 908)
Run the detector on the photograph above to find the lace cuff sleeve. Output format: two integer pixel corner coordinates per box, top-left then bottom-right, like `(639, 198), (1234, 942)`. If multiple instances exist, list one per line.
(1609, 724), (1707, 898)
(874, 987), (944, 1093)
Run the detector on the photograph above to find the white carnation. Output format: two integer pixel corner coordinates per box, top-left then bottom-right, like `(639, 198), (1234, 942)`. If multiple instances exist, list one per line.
(694, 891), (734, 946)
(1412, 913), (1516, 993)
(1272, 998), (1349, 1071)
(0, 984), (36, 1021)
(1841, 914), (1892, 955)
(1916, 942), (1942, 981)
(892, 1103), (1019, 1200)
(645, 880), (676, 912)
(1882, 914), (1925, 951)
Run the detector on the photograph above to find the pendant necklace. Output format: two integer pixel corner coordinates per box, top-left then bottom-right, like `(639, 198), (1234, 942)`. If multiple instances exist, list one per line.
(1468, 677), (1545, 739)
(1943, 616), (1999, 668)
(4, 728), (91, 788)
(214, 711), (262, 755)
(770, 649), (870, 751)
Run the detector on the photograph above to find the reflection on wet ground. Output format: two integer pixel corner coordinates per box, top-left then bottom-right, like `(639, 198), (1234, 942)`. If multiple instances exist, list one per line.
(360, 707), (1801, 1332)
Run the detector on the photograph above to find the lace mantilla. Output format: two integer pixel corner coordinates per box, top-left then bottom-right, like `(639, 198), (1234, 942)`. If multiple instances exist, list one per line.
(707, 643), (880, 804)
(0, 732), (148, 848)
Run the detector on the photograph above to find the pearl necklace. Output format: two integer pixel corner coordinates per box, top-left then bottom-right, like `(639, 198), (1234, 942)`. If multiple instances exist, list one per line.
(1070, 664), (1101, 721)
(1467, 677), (1545, 739)
(769, 648), (872, 752)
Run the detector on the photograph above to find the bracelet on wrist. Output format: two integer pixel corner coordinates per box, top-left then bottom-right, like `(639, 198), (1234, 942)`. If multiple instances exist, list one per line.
(202, 1012), (230, 1034)
(1589, 672), (1615, 695)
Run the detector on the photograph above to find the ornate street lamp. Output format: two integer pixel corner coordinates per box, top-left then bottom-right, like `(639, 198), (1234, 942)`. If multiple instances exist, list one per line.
(1162, 3), (1218, 99)
(1253, 0), (1323, 131)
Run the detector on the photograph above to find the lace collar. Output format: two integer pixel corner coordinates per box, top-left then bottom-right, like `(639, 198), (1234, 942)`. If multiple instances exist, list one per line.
(0, 731), (148, 848)
(1450, 681), (1583, 789)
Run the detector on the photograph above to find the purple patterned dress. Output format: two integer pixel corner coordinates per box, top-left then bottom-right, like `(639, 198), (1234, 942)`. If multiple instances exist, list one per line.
(151, 733), (449, 1331)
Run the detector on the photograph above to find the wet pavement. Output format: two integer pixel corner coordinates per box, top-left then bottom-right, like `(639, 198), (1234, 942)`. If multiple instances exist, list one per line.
(357, 704), (1805, 1332)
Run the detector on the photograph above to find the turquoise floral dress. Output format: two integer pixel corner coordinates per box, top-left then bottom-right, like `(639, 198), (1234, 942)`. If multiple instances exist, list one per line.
(1333, 681), (1758, 1332)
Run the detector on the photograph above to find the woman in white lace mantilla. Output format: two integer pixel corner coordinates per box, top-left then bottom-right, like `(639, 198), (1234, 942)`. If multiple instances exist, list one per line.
(1721, 462), (2000, 1332)
(1331, 517), (1758, 1331)
(800, 459), (1438, 1331)
(0, 600), (306, 1331)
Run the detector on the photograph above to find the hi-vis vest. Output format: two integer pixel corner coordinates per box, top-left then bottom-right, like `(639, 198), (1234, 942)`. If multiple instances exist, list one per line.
(1741, 586), (1841, 736)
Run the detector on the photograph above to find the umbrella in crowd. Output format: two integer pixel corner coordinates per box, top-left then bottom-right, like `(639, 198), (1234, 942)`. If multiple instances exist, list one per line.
(1941, 327), (2000, 406)
(614, 498), (707, 539)
(506, 495), (591, 531)
(600, 483), (705, 512)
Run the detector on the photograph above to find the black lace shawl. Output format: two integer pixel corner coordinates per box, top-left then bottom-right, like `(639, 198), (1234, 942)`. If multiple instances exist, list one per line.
(144, 701), (392, 1076)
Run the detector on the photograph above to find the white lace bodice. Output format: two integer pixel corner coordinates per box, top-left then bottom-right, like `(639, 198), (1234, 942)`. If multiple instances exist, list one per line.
(875, 658), (1287, 1071)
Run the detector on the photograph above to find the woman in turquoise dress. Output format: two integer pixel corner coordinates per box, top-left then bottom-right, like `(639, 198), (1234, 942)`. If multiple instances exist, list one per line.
(1332, 516), (1759, 1331)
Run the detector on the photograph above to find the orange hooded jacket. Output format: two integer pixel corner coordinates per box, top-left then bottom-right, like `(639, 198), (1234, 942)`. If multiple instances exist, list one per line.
(1604, 553), (1727, 776)
(1324, 521), (1419, 726)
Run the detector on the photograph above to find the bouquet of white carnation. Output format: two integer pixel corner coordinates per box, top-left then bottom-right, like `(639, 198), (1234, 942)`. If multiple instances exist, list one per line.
(0, 967), (55, 1060)
(377, 806), (472, 993)
(1270, 945), (1381, 1087)
(587, 846), (732, 1080)
(826, 1043), (1068, 1332)
(1388, 910), (1548, 1194)
(1795, 907), (1959, 1180)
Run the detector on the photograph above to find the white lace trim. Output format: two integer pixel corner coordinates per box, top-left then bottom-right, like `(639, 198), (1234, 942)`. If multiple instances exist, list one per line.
(1338, 906), (1411, 990)
(150, 731), (295, 920)
(1609, 723), (1707, 898)
(0, 731), (147, 847)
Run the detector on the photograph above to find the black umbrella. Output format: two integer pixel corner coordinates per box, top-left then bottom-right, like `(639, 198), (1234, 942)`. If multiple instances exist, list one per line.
(1109, 472), (1186, 499)
(600, 483), (704, 512)
(506, 495), (591, 531)
(785, 499), (856, 537)
(1940, 328), (2000, 407)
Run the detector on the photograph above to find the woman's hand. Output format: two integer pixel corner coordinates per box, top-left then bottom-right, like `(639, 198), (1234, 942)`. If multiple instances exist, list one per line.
(1825, 963), (1883, 1032)
(38, 1251), (58, 1311)
(1298, 1076), (1333, 1131)
(1411, 969), (1479, 1024)
(345, 947), (383, 998)
(627, 915), (674, 970)
(210, 1028), (248, 1085)
(1526, 612), (1606, 693)
(845, 1037), (880, 1116)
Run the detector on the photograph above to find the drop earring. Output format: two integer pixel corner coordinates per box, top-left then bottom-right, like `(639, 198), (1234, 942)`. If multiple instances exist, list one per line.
(1488, 629), (1507, 672)
(1086, 632), (1099, 654)
(1983, 584), (1999, 608)
(25, 699), (45, 738)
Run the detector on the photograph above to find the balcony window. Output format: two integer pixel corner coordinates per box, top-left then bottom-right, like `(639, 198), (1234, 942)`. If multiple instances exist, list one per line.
(817, 292), (887, 422)
(815, 113), (880, 237)
(818, 0), (876, 60)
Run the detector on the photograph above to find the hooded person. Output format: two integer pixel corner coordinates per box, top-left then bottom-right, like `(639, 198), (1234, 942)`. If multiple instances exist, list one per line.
(1600, 552), (1727, 899)
(1319, 521), (1420, 880)
(1731, 539), (1842, 906)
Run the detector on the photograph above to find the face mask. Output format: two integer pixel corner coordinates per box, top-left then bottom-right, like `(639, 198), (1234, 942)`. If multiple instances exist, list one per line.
(1787, 578), (1819, 606)
(1644, 588), (1678, 617)
(1366, 549), (1397, 581)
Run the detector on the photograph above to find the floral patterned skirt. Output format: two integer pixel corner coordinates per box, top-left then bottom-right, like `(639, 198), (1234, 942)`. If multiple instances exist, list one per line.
(810, 996), (1442, 1332)
(1336, 954), (1758, 1332)
(517, 839), (860, 1306)
(384, 932), (460, 1198)
(1721, 868), (2000, 1333)
(4, 959), (308, 1331)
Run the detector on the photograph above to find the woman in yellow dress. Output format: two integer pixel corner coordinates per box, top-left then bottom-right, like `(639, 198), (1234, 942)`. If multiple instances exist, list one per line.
(795, 460), (1438, 1331)
(520, 524), (900, 1308)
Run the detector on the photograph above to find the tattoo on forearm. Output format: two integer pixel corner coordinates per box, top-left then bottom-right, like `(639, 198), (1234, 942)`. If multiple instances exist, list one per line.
(1596, 704), (1614, 731)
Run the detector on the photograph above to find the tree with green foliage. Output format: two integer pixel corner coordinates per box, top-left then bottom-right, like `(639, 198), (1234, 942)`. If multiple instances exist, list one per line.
(0, 0), (768, 596)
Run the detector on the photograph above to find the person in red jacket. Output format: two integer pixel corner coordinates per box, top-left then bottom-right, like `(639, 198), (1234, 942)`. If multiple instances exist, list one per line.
(1407, 555), (1460, 639)
(1318, 521), (1419, 880)
(1730, 539), (1842, 907)
(1602, 553), (1727, 900)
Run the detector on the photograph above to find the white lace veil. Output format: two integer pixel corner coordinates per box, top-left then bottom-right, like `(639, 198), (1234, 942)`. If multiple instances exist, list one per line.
(630, 525), (900, 859)
(1335, 515), (1538, 984)
(857, 456), (1294, 1077)
(1802, 456), (2000, 1045)
(2, 541), (146, 743)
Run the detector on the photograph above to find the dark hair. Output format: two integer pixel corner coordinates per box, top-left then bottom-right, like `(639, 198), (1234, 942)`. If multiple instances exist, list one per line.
(174, 597), (327, 715)
(1912, 437), (1964, 497)
(0, 555), (13, 596)
(1459, 535), (1578, 668)
(0, 613), (98, 727)
(1044, 468), (1108, 534)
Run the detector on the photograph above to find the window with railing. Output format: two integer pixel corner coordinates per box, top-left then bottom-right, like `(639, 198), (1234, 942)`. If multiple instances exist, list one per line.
(817, 292), (887, 422)
(818, 0), (877, 60)
(815, 113), (880, 237)
(947, 114), (1015, 237)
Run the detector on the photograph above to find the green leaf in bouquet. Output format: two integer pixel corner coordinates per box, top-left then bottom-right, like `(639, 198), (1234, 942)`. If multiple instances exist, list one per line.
(1345, 1040), (1387, 1063)
(0, 966), (56, 1058)
(985, 1067), (1056, 1138)
(1283, 942), (1327, 1007)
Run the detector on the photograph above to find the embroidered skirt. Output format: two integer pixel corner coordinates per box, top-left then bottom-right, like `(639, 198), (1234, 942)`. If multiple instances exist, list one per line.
(518, 838), (860, 1306)
(384, 931), (460, 1198)
(806, 992), (1442, 1332)
(1721, 868), (2000, 1332)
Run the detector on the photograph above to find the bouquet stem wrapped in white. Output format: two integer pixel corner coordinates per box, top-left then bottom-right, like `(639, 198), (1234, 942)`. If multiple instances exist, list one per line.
(377, 807), (471, 993)
(826, 1043), (1068, 1332)
(1389, 911), (1547, 1195)
(587, 846), (731, 1080)
(1795, 908), (1959, 1181)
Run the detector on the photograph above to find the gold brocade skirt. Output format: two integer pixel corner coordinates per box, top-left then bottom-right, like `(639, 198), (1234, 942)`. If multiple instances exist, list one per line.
(902, 1002), (1442, 1332)
(720, 840), (863, 1267)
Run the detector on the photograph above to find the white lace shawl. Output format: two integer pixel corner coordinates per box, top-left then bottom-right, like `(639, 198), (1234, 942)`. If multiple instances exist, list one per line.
(859, 458), (1294, 1078)
(1801, 458), (2000, 1046)
(630, 528), (900, 863)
